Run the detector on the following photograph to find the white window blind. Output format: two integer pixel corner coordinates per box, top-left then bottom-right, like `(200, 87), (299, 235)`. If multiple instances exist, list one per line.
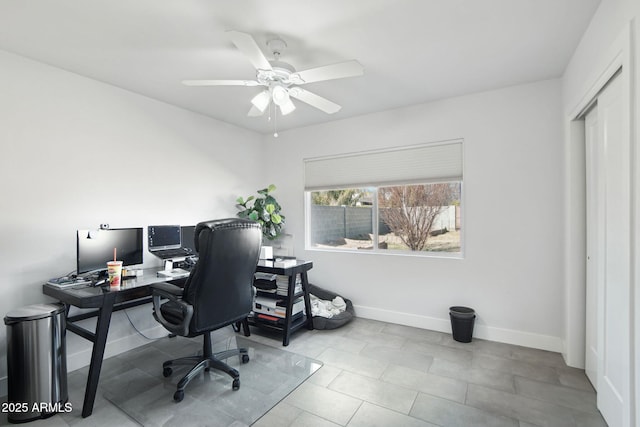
(304, 140), (463, 190)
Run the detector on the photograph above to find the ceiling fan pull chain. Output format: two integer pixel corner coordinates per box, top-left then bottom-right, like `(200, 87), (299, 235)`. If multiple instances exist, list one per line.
(273, 106), (279, 137)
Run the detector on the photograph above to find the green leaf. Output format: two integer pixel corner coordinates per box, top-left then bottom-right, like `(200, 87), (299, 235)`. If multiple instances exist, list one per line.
(234, 184), (283, 240)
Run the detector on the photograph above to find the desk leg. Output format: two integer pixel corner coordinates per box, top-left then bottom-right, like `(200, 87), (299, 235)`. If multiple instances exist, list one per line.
(300, 272), (314, 331)
(81, 296), (115, 418)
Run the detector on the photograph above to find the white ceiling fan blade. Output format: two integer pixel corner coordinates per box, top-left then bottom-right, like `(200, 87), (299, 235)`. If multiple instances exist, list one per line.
(248, 105), (266, 117)
(290, 60), (364, 84)
(289, 88), (341, 114)
(226, 30), (273, 71)
(182, 79), (260, 87)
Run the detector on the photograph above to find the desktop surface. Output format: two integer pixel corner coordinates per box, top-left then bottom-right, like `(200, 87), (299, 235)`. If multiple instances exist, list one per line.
(256, 259), (312, 275)
(42, 267), (184, 308)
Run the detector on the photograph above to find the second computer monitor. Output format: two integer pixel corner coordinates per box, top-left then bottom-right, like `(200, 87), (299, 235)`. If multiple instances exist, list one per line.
(148, 225), (181, 251)
(181, 225), (197, 254)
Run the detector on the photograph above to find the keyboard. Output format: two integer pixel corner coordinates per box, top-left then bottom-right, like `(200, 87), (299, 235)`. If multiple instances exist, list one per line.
(150, 247), (192, 259)
(47, 277), (91, 287)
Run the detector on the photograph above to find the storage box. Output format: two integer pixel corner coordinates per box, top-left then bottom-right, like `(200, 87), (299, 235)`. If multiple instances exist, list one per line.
(254, 296), (304, 318)
(259, 246), (273, 260)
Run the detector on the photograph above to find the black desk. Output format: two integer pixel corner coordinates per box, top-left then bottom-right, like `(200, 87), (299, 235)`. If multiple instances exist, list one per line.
(42, 268), (185, 418)
(254, 259), (314, 346)
(41, 260), (314, 418)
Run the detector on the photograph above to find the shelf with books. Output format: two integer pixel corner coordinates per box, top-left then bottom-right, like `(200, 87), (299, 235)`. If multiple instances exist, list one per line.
(250, 259), (314, 346)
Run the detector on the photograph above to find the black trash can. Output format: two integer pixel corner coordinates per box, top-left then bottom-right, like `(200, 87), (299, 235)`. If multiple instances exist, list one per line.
(449, 306), (475, 343)
(4, 303), (68, 423)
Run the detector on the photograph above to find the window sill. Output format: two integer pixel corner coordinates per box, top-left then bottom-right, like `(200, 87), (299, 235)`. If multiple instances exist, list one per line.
(305, 246), (464, 260)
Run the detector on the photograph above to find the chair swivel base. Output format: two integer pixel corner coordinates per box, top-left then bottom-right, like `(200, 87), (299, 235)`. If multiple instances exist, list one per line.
(162, 334), (250, 402)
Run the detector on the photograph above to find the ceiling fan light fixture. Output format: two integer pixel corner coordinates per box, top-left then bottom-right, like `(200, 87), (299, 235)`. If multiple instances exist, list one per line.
(250, 90), (271, 112)
(279, 98), (296, 116)
(271, 85), (289, 106)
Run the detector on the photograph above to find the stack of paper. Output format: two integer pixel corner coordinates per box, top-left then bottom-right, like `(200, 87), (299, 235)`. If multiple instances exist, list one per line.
(276, 275), (302, 296)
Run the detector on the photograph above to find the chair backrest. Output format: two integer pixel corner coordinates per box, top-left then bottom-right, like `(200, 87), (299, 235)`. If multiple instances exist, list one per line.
(182, 218), (262, 334)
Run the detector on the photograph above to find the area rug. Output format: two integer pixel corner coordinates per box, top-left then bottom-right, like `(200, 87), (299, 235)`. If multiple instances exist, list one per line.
(101, 334), (322, 426)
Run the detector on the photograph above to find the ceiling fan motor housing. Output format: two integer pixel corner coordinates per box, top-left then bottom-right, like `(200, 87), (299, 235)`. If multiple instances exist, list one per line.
(257, 61), (297, 87)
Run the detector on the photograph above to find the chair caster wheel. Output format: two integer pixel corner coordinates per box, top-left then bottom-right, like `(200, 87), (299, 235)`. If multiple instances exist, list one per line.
(241, 354), (250, 364)
(163, 367), (173, 377)
(173, 390), (184, 402)
(232, 378), (240, 390)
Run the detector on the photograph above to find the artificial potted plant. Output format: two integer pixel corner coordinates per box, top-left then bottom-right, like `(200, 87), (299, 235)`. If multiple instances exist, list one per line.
(236, 184), (285, 241)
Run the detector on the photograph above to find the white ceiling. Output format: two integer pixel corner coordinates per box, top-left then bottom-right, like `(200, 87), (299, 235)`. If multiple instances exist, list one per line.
(0, 0), (600, 135)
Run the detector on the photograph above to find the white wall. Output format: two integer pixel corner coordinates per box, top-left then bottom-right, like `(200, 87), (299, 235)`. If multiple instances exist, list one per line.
(561, 0), (640, 420)
(0, 50), (263, 394)
(265, 79), (564, 351)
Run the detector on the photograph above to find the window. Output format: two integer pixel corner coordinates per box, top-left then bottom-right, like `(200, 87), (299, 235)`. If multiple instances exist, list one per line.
(377, 182), (461, 252)
(305, 140), (463, 256)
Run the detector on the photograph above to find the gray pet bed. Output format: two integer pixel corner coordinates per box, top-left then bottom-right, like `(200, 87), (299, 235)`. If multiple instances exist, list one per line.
(306, 283), (354, 330)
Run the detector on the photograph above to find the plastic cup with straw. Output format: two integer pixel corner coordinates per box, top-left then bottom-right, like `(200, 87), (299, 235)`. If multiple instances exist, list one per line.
(107, 248), (122, 288)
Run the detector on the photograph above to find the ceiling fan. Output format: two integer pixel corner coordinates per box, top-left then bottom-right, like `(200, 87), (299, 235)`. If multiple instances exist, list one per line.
(182, 31), (364, 118)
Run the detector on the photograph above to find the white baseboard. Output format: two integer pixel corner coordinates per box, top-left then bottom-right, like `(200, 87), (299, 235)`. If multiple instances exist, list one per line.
(354, 304), (563, 353)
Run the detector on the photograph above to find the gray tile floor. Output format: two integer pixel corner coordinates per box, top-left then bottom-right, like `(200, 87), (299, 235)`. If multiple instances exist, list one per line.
(1, 318), (607, 427)
(250, 319), (607, 427)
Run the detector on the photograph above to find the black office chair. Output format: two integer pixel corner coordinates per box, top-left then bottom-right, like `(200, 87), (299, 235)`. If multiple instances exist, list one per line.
(150, 218), (262, 402)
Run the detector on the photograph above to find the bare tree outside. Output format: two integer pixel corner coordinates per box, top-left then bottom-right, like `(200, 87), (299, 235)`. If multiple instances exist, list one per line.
(378, 183), (457, 251)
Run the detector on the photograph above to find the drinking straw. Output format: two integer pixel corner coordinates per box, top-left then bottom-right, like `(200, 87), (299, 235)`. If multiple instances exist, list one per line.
(113, 248), (117, 262)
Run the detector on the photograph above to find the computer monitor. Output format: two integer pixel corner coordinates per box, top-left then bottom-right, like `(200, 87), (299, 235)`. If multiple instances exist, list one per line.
(77, 228), (144, 275)
(181, 225), (197, 254)
(148, 225), (181, 251)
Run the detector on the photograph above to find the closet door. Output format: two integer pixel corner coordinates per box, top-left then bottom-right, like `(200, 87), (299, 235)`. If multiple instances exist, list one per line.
(584, 105), (600, 389)
(587, 74), (630, 427)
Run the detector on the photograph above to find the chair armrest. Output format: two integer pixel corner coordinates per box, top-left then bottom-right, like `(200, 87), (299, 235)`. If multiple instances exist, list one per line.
(150, 282), (193, 336)
(150, 282), (184, 297)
